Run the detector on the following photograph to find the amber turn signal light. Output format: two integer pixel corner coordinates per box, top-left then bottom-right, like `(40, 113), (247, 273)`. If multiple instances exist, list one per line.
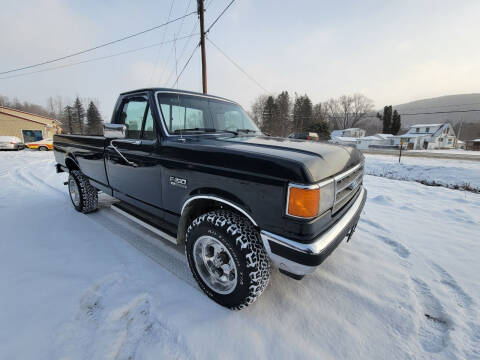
(287, 187), (319, 218)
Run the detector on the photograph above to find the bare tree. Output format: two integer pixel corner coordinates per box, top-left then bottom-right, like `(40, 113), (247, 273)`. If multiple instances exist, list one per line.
(324, 94), (373, 129)
(250, 94), (269, 127)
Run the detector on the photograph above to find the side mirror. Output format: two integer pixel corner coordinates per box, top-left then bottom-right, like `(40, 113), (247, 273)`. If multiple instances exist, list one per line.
(104, 124), (127, 139)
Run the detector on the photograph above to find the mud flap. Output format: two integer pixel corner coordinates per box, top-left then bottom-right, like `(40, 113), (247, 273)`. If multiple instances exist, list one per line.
(346, 223), (358, 243)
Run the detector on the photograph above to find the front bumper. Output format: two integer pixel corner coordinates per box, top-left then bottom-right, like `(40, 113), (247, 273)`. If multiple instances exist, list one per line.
(260, 187), (367, 277)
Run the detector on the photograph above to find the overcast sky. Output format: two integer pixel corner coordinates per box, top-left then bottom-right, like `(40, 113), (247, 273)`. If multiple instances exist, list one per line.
(1, 0), (479, 118)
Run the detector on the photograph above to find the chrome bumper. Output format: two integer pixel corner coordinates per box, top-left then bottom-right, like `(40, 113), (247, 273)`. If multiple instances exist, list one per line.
(260, 187), (367, 277)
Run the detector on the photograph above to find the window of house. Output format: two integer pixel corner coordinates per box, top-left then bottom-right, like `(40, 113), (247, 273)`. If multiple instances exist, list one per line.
(439, 137), (443, 142)
(416, 128), (420, 133)
(426, 127), (430, 133)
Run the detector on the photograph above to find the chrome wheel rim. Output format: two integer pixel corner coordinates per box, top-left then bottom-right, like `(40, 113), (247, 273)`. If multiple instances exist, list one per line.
(68, 178), (80, 206)
(193, 235), (237, 294)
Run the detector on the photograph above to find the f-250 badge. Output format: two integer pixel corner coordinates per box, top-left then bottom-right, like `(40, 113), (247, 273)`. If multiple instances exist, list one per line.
(170, 176), (187, 189)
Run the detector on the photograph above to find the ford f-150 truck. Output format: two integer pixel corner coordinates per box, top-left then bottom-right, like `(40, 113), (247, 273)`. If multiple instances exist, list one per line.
(53, 88), (367, 309)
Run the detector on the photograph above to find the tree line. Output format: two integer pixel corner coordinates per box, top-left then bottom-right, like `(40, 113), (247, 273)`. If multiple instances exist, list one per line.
(250, 92), (376, 138)
(0, 94), (104, 135)
(62, 97), (103, 135)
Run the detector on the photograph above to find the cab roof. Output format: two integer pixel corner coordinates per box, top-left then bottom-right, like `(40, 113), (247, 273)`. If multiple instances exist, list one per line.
(119, 88), (237, 104)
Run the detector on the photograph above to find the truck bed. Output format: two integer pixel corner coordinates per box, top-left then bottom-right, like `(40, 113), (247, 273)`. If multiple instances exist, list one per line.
(53, 134), (110, 192)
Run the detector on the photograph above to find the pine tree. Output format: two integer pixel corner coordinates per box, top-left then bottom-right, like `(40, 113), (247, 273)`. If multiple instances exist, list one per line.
(391, 110), (401, 135)
(377, 105), (393, 134)
(261, 96), (278, 135)
(86, 101), (104, 135)
(293, 95), (313, 133)
(72, 97), (86, 134)
(63, 105), (74, 134)
(275, 91), (291, 137)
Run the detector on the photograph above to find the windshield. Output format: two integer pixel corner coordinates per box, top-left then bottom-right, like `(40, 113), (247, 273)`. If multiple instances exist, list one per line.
(157, 93), (260, 135)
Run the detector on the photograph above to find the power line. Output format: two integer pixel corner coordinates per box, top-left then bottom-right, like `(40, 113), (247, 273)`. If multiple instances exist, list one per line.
(149, 0), (175, 84)
(0, 35), (197, 80)
(205, 0), (236, 34)
(163, 20), (199, 86)
(172, 43), (201, 88)
(399, 109), (480, 116)
(0, 11), (197, 75)
(207, 37), (269, 93)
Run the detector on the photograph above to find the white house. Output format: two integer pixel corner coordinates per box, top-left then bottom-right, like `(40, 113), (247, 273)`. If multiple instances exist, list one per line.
(355, 134), (395, 150)
(330, 128), (366, 138)
(393, 123), (456, 150)
(329, 136), (358, 147)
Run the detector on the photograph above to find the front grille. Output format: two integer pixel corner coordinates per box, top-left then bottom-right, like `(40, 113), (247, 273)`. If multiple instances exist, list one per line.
(333, 163), (364, 213)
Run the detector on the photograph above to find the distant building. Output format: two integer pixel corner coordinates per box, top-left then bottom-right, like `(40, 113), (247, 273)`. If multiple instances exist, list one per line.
(455, 140), (466, 150)
(330, 128), (366, 138)
(0, 106), (61, 143)
(355, 134), (395, 150)
(465, 139), (480, 151)
(393, 123), (456, 150)
(329, 136), (358, 147)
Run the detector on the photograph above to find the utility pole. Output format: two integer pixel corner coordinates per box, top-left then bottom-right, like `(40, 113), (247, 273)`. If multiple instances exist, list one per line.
(198, 0), (207, 94)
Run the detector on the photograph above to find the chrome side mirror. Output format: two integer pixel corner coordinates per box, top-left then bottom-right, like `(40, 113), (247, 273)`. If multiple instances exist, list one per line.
(104, 124), (127, 139)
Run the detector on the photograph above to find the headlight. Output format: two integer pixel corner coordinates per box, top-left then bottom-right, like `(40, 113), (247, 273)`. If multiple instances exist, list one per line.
(286, 179), (335, 218)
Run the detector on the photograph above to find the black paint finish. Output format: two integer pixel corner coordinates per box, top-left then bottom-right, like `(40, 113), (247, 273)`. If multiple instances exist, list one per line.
(53, 88), (365, 243)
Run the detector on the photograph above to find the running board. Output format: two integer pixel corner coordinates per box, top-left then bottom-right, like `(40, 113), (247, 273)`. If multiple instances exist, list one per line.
(110, 203), (178, 245)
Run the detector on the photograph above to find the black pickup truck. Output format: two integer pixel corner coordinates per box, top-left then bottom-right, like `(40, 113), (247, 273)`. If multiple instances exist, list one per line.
(54, 88), (367, 309)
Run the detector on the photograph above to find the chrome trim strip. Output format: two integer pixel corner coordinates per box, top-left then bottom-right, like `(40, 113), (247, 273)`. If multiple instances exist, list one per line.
(111, 204), (178, 244)
(264, 187), (365, 255)
(180, 195), (258, 227)
(333, 162), (363, 182)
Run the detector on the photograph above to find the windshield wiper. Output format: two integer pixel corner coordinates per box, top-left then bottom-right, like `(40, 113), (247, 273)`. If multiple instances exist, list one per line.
(174, 128), (216, 133)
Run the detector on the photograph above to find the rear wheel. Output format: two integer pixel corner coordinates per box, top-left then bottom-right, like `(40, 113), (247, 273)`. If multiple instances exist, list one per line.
(39, 146), (48, 151)
(68, 170), (98, 213)
(185, 210), (271, 309)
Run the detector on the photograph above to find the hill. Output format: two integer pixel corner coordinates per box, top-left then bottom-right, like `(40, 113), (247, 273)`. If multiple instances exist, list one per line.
(394, 93), (480, 127)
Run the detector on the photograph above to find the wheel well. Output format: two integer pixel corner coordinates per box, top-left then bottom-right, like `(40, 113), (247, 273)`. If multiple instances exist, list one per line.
(65, 158), (79, 172)
(177, 198), (255, 244)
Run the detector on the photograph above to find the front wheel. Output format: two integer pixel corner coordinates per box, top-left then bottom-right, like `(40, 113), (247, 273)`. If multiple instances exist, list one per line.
(185, 210), (271, 309)
(38, 146), (48, 151)
(68, 170), (98, 213)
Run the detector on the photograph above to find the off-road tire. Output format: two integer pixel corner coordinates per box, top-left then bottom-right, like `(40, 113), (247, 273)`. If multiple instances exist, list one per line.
(185, 209), (271, 309)
(68, 170), (98, 213)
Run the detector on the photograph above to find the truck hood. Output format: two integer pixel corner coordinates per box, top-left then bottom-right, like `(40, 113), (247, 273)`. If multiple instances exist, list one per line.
(213, 135), (364, 183)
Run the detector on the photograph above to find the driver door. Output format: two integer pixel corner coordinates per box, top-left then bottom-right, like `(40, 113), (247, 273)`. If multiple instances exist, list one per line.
(105, 94), (162, 211)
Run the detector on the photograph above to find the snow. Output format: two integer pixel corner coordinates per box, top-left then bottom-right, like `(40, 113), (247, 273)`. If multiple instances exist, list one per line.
(407, 149), (480, 156)
(365, 153), (480, 191)
(1, 150), (479, 359)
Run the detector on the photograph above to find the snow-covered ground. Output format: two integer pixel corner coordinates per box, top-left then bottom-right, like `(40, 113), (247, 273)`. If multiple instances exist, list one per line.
(408, 149), (480, 157)
(365, 153), (480, 192)
(0, 151), (479, 359)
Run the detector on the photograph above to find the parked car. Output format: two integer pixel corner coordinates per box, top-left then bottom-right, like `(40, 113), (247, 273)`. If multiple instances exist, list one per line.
(0, 136), (25, 150)
(26, 138), (53, 151)
(53, 88), (366, 309)
(288, 132), (320, 141)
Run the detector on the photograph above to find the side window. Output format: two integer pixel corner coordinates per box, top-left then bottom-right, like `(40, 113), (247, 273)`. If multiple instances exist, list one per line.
(120, 99), (147, 139)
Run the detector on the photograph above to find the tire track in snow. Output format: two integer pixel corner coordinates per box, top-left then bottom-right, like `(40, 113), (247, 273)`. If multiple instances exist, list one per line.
(411, 277), (452, 354)
(54, 273), (194, 359)
(429, 262), (480, 359)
